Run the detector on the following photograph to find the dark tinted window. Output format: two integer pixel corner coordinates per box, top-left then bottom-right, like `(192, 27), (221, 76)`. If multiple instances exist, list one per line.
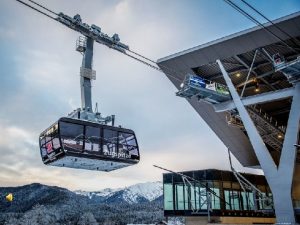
(85, 126), (101, 151)
(39, 123), (60, 157)
(60, 122), (84, 151)
(118, 132), (138, 159)
(103, 128), (118, 157)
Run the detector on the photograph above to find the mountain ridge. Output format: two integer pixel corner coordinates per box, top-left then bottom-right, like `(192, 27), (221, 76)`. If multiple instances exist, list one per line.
(75, 181), (162, 204)
(0, 182), (165, 224)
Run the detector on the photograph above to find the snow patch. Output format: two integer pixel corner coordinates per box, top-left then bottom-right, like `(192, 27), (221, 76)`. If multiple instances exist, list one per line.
(76, 181), (162, 203)
(122, 181), (162, 203)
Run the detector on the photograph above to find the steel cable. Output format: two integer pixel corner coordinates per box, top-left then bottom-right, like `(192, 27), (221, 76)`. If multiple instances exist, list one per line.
(223, 0), (298, 54)
(15, 0), (56, 20)
(241, 0), (300, 44)
(28, 0), (59, 16)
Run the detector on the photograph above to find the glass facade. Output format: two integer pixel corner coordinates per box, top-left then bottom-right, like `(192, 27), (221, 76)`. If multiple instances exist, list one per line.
(163, 169), (275, 218)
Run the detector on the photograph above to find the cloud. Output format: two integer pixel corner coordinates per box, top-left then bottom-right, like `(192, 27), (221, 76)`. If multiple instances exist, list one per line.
(0, 27), (16, 39)
(0, 0), (292, 191)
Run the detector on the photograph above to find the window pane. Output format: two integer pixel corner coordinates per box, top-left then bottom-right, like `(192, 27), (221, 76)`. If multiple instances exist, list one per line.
(85, 126), (100, 152)
(40, 123), (60, 157)
(248, 192), (255, 210)
(118, 132), (138, 159)
(231, 190), (240, 210)
(259, 192), (273, 209)
(241, 191), (255, 211)
(60, 122), (84, 151)
(184, 184), (189, 210)
(52, 138), (60, 150)
(212, 188), (221, 209)
(200, 187), (207, 210)
(176, 184), (184, 210)
(225, 190), (231, 210)
(40, 135), (46, 146)
(103, 129), (118, 157)
(164, 184), (173, 210)
(190, 184), (196, 210)
(41, 147), (47, 157)
(195, 186), (201, 210)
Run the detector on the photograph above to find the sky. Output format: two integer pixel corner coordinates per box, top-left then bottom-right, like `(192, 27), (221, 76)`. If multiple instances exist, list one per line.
(0, 0), (299, 191)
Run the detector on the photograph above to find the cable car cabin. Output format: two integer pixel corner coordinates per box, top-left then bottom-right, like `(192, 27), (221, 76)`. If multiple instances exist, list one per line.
(39, 117), (140, 171)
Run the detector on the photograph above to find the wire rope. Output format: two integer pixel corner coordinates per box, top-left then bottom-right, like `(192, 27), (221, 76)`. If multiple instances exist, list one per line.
(28, 0), (59, 15)
(241, 0), (300, 44)
(15, 0), (56, 20)
(223, 0), (298, 53)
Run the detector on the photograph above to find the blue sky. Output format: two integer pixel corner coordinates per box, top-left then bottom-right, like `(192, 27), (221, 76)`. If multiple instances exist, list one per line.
(0, 0), (299, 191)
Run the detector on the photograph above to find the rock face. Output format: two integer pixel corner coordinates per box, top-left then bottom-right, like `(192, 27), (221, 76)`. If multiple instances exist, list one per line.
(0, 182), (164, 225)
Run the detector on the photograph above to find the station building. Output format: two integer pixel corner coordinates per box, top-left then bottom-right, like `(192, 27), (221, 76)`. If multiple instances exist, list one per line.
(163, 169), (276, 224)
(158, 12), (300, 224)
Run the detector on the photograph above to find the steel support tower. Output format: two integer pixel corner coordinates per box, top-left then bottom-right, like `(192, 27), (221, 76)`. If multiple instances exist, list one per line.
(217, 59), (300, 224)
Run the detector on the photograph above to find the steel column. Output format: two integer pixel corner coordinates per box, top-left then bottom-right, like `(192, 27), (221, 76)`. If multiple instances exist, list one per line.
(216, 59), (299, 224)
(216, 59), (276, 175)
(272, 83), (300, 224)
(81, 37), (94, 112)
(213, 87), (294, 112)
(241, 50), (258, 97)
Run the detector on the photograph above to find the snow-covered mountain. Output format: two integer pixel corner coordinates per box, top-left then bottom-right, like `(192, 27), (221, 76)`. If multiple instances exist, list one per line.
(75, 181), (163, 204)
(0, 183), (165, 224)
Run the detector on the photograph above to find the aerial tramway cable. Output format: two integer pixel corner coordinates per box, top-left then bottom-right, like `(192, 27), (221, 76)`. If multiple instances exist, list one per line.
(15, 0), (185, 83)
(223, 0), (299, 54)
(15, 0), (218, 85)
(241, 0), (300, 43)
(28, 0), (58, 16)
(15, 0), (56, 20)
(16, 0), (299, 88)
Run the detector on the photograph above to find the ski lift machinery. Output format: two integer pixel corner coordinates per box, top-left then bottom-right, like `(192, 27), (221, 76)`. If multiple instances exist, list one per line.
(16, 1), (143, 171)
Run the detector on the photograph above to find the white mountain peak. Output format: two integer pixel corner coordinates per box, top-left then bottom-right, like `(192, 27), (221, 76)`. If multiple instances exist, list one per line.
(75, 181), (162, 203)
(123, 181), (162, 203)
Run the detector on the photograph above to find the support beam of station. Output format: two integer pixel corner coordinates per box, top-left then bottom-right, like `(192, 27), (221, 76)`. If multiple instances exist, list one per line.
(216, 59), (277, 173)
(216, 59), (299, 225)
(235, 53), (277, 92)
(213, 87), (294, 112)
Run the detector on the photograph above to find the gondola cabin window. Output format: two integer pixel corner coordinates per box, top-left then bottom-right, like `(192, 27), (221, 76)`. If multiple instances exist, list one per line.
(103, 129), (118, 157)
(40, 123), (61, 160)
(60, 122), (84, 151)
(85, 126), (100, 152)
(118, 132), (138, 159)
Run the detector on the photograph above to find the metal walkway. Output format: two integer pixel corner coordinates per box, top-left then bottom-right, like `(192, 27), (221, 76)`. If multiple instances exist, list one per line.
(227, 105), (285, 152)
(274, 55), (300, 85)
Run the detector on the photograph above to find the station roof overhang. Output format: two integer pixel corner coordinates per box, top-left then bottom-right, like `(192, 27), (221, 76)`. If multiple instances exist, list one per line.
(157, 12), (300, 167)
